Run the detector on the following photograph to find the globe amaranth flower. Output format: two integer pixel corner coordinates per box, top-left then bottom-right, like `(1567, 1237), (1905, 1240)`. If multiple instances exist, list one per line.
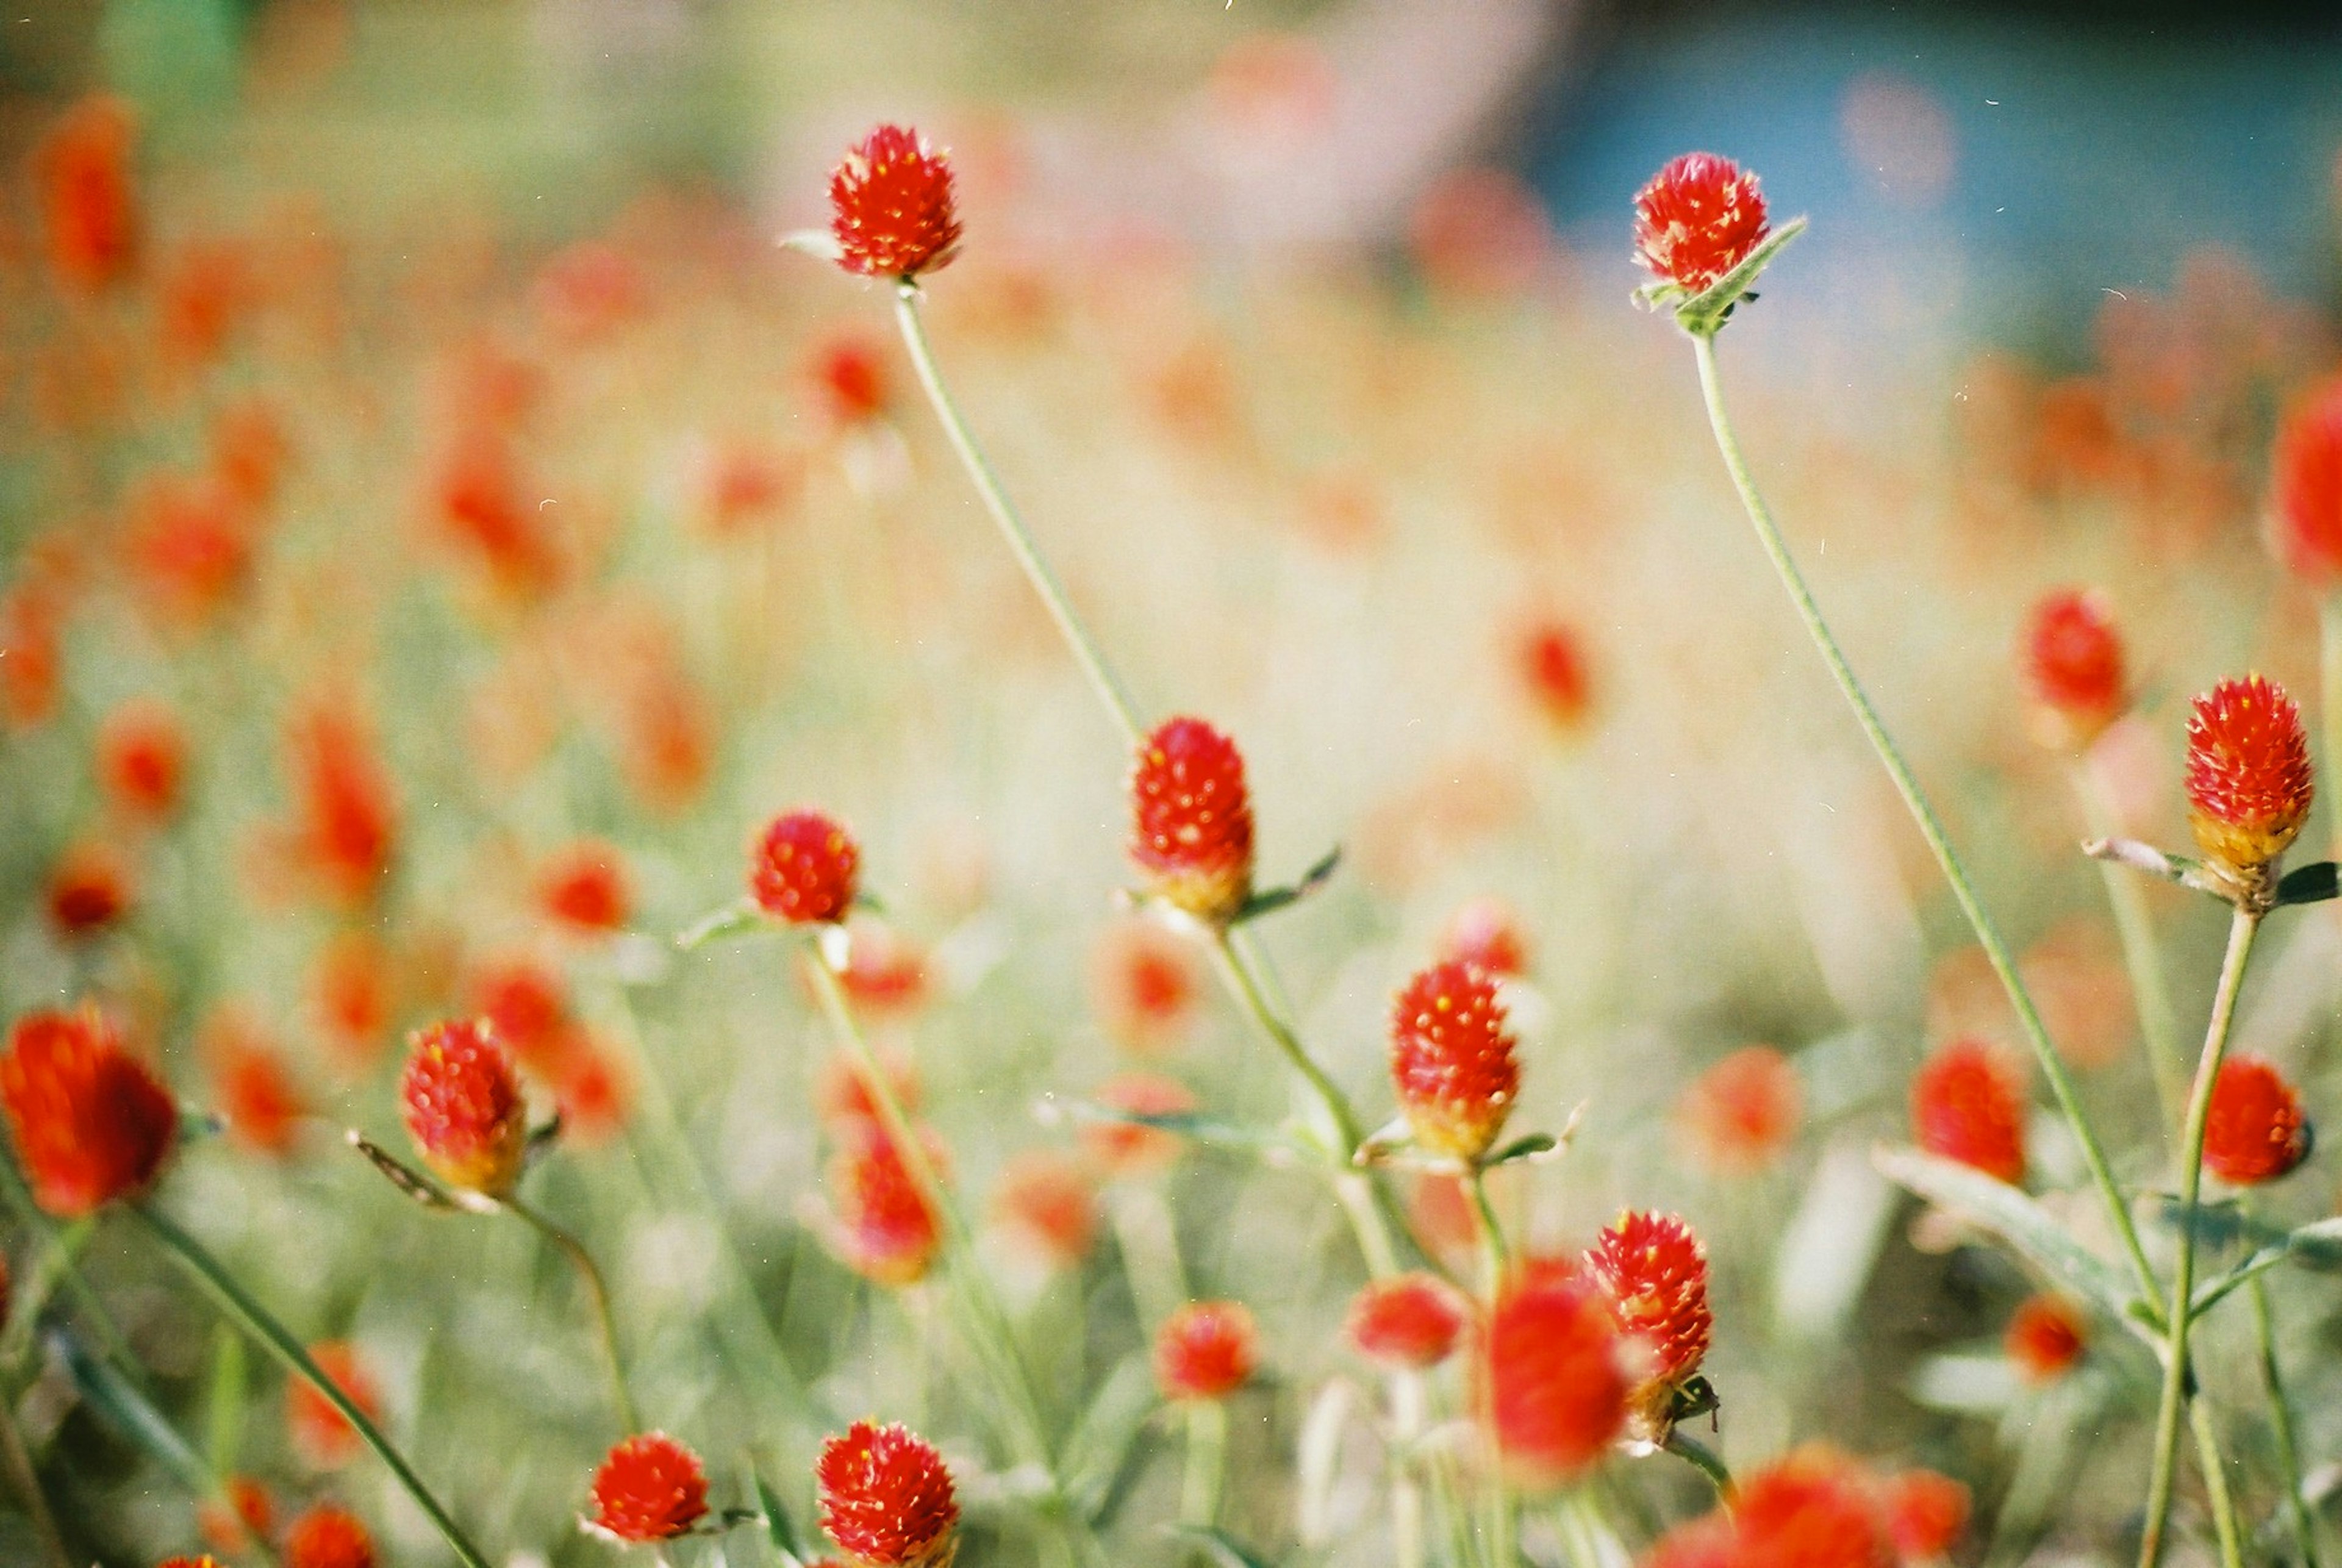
(399, 1018), (529, 1197)
(828, 1125), (944, 1287)
(2186, 674), (2313, 884)
(2202, 1055), (2312, 1186)
(1584, 1211), (1712, 1439)
(1346, 1273), (1466, 1369)
(540, 840), (630, 933)
(1633, 153), (1769, 296)
(1486, 1258), (1630, 1488)
(2003, 1293), (2087, 1386)
(1389, 959), (1519, 1164)
(751, 809), (861, 925)
(589, 1431), (710, 1544)
(1129, 717), (1256, 925)
(1155, 1300), (1258, 1401)
(284, 1505), (375, 1568)
(1877, 1469), (1971, 1563)
(2021, 588), (2128, 750)
(0, 1006), (177, 1216)
(1911, 1037), (2027, 1184)
(287, 1340), (383, 1469)
(817, 1419), (960, 1568)
(829, 124), (962, 281)
(2271, 378), (2342, 584)
(988, 1150), (1098, 1269)
(1676, 1044), (1802, 1175)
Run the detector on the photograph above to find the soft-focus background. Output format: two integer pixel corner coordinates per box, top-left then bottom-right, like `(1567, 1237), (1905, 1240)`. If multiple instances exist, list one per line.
(7, 0), (2342, 1563)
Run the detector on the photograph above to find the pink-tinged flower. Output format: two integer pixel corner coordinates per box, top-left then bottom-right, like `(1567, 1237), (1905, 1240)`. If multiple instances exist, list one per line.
(1486, 1259), (1630, 1487)
(1091, 919), (1203, 1052)
(1129, 717), (1256, 925)
(2270, 378), (2342, 584)
(283, 1505), (375, 1568)
(589, 1431), (710, 1543)
(829, 1126), (944, 1287)
(815, 1048), (924, 1130)
(1585, 1212), (1712, 1438)
(2186, 675), (2314, 878)
(808, 331), (890, 424)
(1516, 619), (1594, 732)
(2004, 1293), (2087, 1385)
(751, 810), (861, 925)
(540, 841), (631, 933)
(1156, 1300), (1258, 1401)
(1082, 1073), (1197, 1177)
(1438, 897), (1530, 980)
(1878, 1469), (1970, 1562)
(1676, 1045), (1802, 1174)
(835, 918), (930, 1017)
(0, 1007), (177, 1216)
(1389, 960), (1519, 1163)
(989, 1150), (1099, 1269)
(2202, 1056), (2312, 1186)
(34, 95), (140, 293)
(1346, 1273), (1467, 1369)
(1633, 153), (1769, 295)
(46, 840), (132, 938)
(2021, 589), (2128, 749)
(1911, 1038), (2027, 1184)
(287, 1341), (382, 1469)
(816, 1420), (960, 1568)
(98, 698), (186, 821)
(399, 1019), (528, 1197)
(829, 124), (963, 281)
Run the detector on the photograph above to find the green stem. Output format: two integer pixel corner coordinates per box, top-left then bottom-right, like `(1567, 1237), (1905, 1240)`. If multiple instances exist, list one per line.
(1209, 931), (1359, 1153)
(1180, 1397), (1229, 1533)
(501, 1192), (640, 1433)
(129, 1203), (495, 1568)
(1388, 1370), (1430, 1568)
(2140, 906), (2260, 1568)
(2072, 764), (2189, 1139)
(0, 1381), (71, 1568)
(1466, 1168), (1509, 1297)
(1689, 329), (2159, 1311)
(1663, 1431), (1733, 1498)
(2188, 1403), (2246, 1568)
(2250, 1268), (2319, 1568)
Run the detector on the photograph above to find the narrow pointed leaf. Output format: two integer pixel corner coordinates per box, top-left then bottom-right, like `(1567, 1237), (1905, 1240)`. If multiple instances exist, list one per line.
(1872, 1145), (2147, 1329)
(54, 1326), (212, 1496)
(676, 897), (765, 951)
(2276, 861), (2340, 906)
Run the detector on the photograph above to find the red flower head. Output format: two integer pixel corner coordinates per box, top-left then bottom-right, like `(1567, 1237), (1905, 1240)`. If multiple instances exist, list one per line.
(198, 1474), (277, 1553)
(835, 918), (930, 1017)
(1878, 1469), (1971, 1561)
(1633, 153), (1769, 295)
(1082, 1073), (1197, 1177)
(163, 1558), (225, 1568)
(204, 1008), (307, 1158)
(287, 1341), (382, 1469)
(829, 1125), (945, 1287)
(809, 331), (890, 424)
(589, 1431), (710, 1543)
(0, 1007), (176, 1216)
(99, 698), (186, 821)
(285, 701), (398, 910)
(470, 958), (573, 1075)
(46, 840), (132, 938)
(399, 1018), (528, 1197)
(2186, 675), (2314, 878)
(751, 810), (861, 925)
(1438, 897), (1530, 980)
(1389, 960), (1519, 1163)
(284, 1505), (375, 1568)
(817, 1420), (961, 1568)
(1129, 717), (1256, 925)
(1677, 1044), (1803, 1174)
(1156, 1300), (1258, 1402)
(34, 95), (140, 293)
(2202, 1056), (2312, 1186)
(1911, 1038), (2027, 1184)
(1346, 1273), (1467, 1369)
(1517, 619), (1594, 732)
(2021, 589), (2128, 749)
(2003, 1292), (2087, 1385)
(815, 1047), (924, 1129)
(829, 124), (964, 282)
(1729, 1449), (1896, 1568)
(1585, 1211), (1712, 1437)
(1092, 920), (1203, 1051)
(989, 1150), (1098, 1269)
(1486, 1258), (1631, 1488)
(2271, 378), (2342, 584)
(310, 929), (396, 1072)
(541, 841), (631, 934)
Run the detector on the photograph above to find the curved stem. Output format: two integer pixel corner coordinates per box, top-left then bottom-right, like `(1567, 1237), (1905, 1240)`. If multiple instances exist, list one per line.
(1664, 1431), (1733, 1497)
(130, 1203), (494, 1568)
(1689, 329), (2159, 1311)
(2249, 1268), (2320, 1568)
(2140, 906), (2260, 1568)
(1209, 931), (1359, 1153)
(501, 1192), (639, 1433)
(2071, 763), (2189, 1139)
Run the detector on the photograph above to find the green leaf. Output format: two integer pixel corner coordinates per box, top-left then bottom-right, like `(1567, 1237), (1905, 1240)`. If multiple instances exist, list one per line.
(1231, 846), (1342, 926)
(204, 1323), (246, 1478)
(1165, 1524), (1279, 1568)
(1064, 1101), (1300, 1161)
(2276, 861), (2340, 906)
(1482, 1133), (1558, 1168)
(675, 897), (766, 951)
(54, 1326), (212, 1497)
(750, 1463), (815, 1564)
(1061, 1353), (1161, 1524)
(1675, 215), (1808, 332)
(2192, 1216), (2342, 1320)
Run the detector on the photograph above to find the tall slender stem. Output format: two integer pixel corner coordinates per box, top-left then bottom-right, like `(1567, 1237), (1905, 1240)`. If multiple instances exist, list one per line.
(0, 1383), (71, 1568)
(1180, 1397), (1229, 1533)
(130, 1203), (495, 1568)
(1208, 932), (1359, 1153)
(2249, 1269), (2320, 1568)
(2071, 764), (2188, 1137)
(501, 1192), (639, 1433)
(2140, 906), (2260, 1568)
(2188, 1404), (2246, 1568)
(1689, 329), (2159, 1309)
(1466, 1169), (1509, 1297)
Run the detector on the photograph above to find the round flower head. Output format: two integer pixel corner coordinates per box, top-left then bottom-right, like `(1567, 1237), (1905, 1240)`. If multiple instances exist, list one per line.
(829, 124), (963, 281)
(1677, 1044), (1802, 1173)
(816, 1420), (960, 1568)
(284, 1505), (375, 1568)
(2271, 378), (2342, 584)
(751, 809), (861, 925)
(540, 840), (630, 933)
(398, 1018), (528, 1197)
(287, 1340), (382, 1469)
(0, 1006), (177, 1216)
(46, 841), (131, 938)
(2186, 675), (2313, 881)
(1486, 1258), (1630, 1488)
(1728, 1449), (1897, 1568)
(1633, 152), (1769, 295)
(98, 697), (185, 820)
(1129, 717), (1256, 925)
(1389, 960), (1519, 1164)
(1911, 1037), (2027, 1184)
(1584, 1211), (1711, 1438)
(1346, 1273), (1466, 1369)
(828, 1125), (944, 1287)
(1878, 1469), (1970, 1563)
(2004, 1292), (2087, 1385)
(989, 1150), (1098, 1269)
(2202, 1056), (2312, 1186)
(2021, 589), (2127, 749)
(1155, 1300), (1258, 1401)
(589, 1431), (710, 1543)
(1438, 896), (1529, 979)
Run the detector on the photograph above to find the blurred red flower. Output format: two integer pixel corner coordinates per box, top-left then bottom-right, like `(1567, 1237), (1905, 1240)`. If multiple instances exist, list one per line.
(1911, 1038), (2027, 1184)
(1346, 1273), (1466, 1369)
(287, 1341), (382, 1469)
(1677, 1045), (1803, 1174)
(0, 1006), (176, 1215)
(1486, 1258), (1630, 1487)
(2202, 1056), (2311, 1186)
(1156, 1300), (1258, 1401)
(34, 96), (140, 293)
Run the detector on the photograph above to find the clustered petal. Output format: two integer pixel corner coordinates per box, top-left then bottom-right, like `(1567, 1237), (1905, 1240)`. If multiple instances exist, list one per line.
(2202, 1056), (2312, 1186)
(1585, 1211), (1712, 1437)
(1910, 1037), (2027, 1184)
(1632, 152), (1770, 295)
(2021, 588), (2127, 748)
(283, 1504), (376, 1568)
(398, 1018), (529, 1197)
(0, 1006), (177, 1216)
(2185, 675), (2314, 876)
(828, 1125), (944, 1287)
(1486, 1259), (1630, 1489)
(1345, 1273), (1466, 1369)
(1128, 717), (1256, 925)
(1389, 959), (1519, 1163)
(828, 124), (963, 282)
(589, 1431), (710, 1544)
(816, 1420), (960, 1568)
(1644, 1447), (1965, 1568)
(751, 809), (861, 925)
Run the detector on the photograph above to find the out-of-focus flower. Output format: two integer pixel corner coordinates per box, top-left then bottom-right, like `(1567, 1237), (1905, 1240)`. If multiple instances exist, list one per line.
(550, 1038), (631, 1146)
(815, 1048), (924, 1130)
(0, 581), (63, 730)
(1438, 897), (1529, 981)
(990, 1150), (1098, 1269)
(1911, 1038), (2027, 1184)
(2186, 675), (2313, 882)
(532, 239), (648, 344)
(1408, 167), (1555, 297)
(835, 918), (930, 1016)
(196, 1476), (275, 1555)
(1389, 960), (1519, 1164)
(157, 236), (254, 369)
(310, 929), (396, 1072)
(125, 472), (253, 630)
(1129, 717), (1255, 926)
(2020, 589), (2128, 750)
(0, 1006), (176, 1216)
(1516, 618), (1594, 732)
(1676, 1045), (1802, 1173)
(284, 1503), (374, 1568)
(284, 700), (398, 910)
(1346, 1273), (1466, 1369)
(34, 95), (140, 293)
(540, 841), (631, 934)
(1878, 1469), (1971, 1561)
(2004, 1293), (2087, 1385)
(98, 698), (186, 822)
(829, 124), (962, 281)
(46, 840), (132, 938)
(2269, 378), (2342, 584)
(1486, 1258), (1630, 1488)
(202, 1008), (307, 1158)
(2202, 1056), (2312, 1186)
(808, 331), (890, 424)
(429, 434), (559, 600)
(287, 1341), (382, 1469)
(828, 1125), (944, 1287)
(1090, 919), (1201, 1052)
(399, 1018), (528, 1198)
(211, 398), (290, 511)
(1633, 153), (1769, 296)
(588, 1431), (709, 1543)
(690, 438), (802, 538)
(1644, 1448), (1896, 1568)
(1155, 1300), (1258, 1401)
(1585, 1212), (1712, 1439)
(469, 957), (573, 1076)
(751, 810), (861, 925)
(1082, 1073), (1196, 1177)
(816, 1420), (959, 1568)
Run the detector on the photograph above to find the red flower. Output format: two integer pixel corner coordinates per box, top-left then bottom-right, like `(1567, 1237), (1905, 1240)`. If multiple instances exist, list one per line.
(1728, 1449), (1896, 1568)
(1585, 1211), (1712, 1437)
(751, 809), (861, 925)
(590, 1431), (710, 1543)
(834, 918), (930, 1016)
(34, 96), (140, 293)
(990, 1150), (1098, 1269)
(809, 331), (890, 424)
(1911, 1038), (2027, 1184)
(470, 958), (573, 1075)
(828, 124), (964, 281)
(1438, 897), (1530, 980)
(0, 1007), (177, 1216)
(1878, 1468), (1970, 1561)
(98, 698), (186, 821)
(1633, 153), (1769, 295)
(162, 1558), (224, 1568)
(287, 1341), (382, 1469)
(1486, 1259), (1630, 1487)
(1389, 960), (1519, 1163)
(829, 1125), (944, 1287)
(1517, 619), (1594, 731)
(2186, 675), (2314, 876)
(541, 841), (631, 933)
(399, 1019), (528, 1197)
(46, 840), (131, 937)
(815, 1048), (924, 1129)
(2271, 378), (2342, 584)
(1129, 717), (1256, 925)
(204, 1009), (307, 1158)
(430, 434), (560, 600)
(1346, 1273), (1466, 1369)
(2202, 1056), (2312, 1186)
(2021, 589), (2127, 748)
(1082, 1073), (1197, 1177)
(283, 1504), (375, 1568)
(285, 700), (398, 909)
(125, 472), (252, 630)
(198, 1473), (276, 1553)
(1092, 920), (1202, 1051)
(1677, 1045), (1802, 1174)
(310, 929), (396, 1072)
(816, 1420), (960, 1568)
(1156, 1300), (1258, 1401)
(2003, 1292), (2087, 1384)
